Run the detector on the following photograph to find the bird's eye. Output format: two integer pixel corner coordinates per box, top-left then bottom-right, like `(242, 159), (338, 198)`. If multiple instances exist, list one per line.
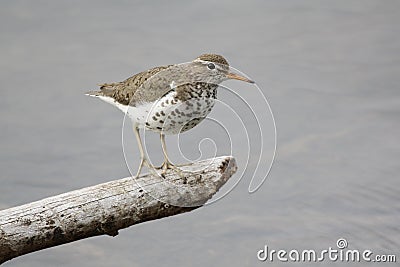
(207, 63), (216, 70)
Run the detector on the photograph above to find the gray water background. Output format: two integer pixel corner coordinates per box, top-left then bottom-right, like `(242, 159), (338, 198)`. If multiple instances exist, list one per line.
(0, 1), (399, 266)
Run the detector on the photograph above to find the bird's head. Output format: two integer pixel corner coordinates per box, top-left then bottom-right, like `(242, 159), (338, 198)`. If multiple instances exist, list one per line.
(192, 53), (254, 84)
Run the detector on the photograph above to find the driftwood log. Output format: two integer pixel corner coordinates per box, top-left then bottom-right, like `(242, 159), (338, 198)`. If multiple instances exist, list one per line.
(0, 156), (236, 265)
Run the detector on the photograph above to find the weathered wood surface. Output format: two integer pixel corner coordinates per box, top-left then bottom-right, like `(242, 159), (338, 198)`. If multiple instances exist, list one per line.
(0, 156), (236, 265)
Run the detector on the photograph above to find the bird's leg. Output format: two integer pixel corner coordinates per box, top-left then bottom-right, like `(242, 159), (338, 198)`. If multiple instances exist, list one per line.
(160, 133), (174, 169)
(158, 133), (185, 178)
(133, 126), (156, 178)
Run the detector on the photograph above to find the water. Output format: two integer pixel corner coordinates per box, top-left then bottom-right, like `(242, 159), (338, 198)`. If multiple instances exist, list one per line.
(0, 1), (399, 266)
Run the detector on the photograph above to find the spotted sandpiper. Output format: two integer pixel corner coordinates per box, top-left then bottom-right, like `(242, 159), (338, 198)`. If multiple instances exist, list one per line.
(86, 53), (254, 178)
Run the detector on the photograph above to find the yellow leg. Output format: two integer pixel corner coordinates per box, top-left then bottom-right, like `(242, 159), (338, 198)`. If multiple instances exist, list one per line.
(159, 133), (185, 177)
(133, 126), (157, 178)
(160, 133), (173, 167)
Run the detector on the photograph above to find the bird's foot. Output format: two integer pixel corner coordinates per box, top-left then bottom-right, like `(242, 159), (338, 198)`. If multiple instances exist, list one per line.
(133, 158), (160, 179)
(132, 158), (146, 179)
(144, 161), (159, 170)
(157, 161), (187, 182)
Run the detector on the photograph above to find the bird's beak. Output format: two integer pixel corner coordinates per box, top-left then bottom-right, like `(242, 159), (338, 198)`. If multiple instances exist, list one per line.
(226, 71), (255, 83)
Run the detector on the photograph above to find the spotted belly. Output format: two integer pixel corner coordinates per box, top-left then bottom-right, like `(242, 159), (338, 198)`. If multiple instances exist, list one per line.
(128, 91), (215, 135)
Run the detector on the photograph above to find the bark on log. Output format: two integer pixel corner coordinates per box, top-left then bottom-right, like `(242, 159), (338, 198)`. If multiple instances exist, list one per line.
(0, 156), (236, 265)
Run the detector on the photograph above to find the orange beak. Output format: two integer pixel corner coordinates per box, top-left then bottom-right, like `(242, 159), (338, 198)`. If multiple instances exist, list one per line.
(226, 72), (255, 83)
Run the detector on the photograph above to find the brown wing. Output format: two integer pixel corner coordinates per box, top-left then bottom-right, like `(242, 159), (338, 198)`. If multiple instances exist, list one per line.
(86, 65), (172, 106)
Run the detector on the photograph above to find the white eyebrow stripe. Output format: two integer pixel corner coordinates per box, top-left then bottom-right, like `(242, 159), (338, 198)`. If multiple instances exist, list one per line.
(194, 59), (224, 71)
(194, 59), (209, 64)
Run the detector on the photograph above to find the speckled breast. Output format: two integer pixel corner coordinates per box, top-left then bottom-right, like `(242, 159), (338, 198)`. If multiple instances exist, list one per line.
(130, 88), (216, 135)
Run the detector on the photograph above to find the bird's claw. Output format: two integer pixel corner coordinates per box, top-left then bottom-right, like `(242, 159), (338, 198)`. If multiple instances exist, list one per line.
(158, 161), (187, 181)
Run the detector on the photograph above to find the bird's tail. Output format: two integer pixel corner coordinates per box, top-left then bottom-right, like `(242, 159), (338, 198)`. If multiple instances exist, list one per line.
(85, 83), (119, 97)
(85, 90), (103, 97)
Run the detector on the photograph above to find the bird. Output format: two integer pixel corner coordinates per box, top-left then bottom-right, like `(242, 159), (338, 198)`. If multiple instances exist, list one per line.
(86, 53), (254, 178)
